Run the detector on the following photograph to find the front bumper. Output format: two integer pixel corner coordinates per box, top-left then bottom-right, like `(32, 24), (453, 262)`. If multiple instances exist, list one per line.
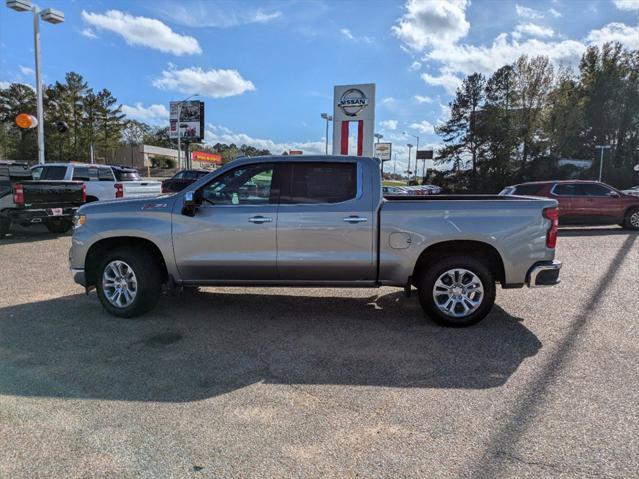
(70, 268), (86, 287)
(526, 260), (562, 287)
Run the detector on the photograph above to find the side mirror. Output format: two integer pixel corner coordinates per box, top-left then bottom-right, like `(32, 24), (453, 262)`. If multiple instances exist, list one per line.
(182, 190), (201, 216)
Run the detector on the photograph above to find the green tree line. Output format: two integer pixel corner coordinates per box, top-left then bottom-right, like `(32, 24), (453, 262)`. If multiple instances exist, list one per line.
(435, 42), (639, 192)
(0, 72), (271, 166)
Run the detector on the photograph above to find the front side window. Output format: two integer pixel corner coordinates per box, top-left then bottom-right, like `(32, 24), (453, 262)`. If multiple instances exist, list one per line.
(581, 184), (614, 197)
(514, 184), (542, 196)
(201, 163), (274, 205)
(282, 162), (356, 204)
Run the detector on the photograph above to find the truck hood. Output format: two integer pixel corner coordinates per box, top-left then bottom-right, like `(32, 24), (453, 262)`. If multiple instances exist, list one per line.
(78, 194), (177, 215)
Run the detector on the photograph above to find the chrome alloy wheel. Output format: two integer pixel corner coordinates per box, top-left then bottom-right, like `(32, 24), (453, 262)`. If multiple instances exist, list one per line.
(631, 211), (639, 228)
(432, 268), (484, 318)
(102, 260), (138, 308)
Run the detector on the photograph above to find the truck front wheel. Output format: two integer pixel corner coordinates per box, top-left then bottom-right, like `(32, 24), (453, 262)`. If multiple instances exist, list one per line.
(96, 247), (162, 318)
(417, 256), (496, 327)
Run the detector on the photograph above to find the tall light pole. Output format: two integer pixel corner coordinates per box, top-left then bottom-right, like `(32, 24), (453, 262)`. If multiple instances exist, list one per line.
(406, 143), (413, 185)
(403, 131), (419, 183)
(175, 93), (199, 170)
(595, 144), (611, 182)
(374, 133), (384, 175)
(7, 1), (65, 165)
(321, 113), (332, 155)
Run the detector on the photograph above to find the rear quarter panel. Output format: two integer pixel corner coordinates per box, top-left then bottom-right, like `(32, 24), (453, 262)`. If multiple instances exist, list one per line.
(379, 197), (557, 286)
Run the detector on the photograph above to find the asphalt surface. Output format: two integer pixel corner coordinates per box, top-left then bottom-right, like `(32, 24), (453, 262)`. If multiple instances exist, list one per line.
(0, 225), (637, 478)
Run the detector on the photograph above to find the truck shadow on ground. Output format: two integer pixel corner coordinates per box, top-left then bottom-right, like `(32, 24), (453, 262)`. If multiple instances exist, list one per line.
(0, 224), (70, 244)
(0, 290), (541, 402)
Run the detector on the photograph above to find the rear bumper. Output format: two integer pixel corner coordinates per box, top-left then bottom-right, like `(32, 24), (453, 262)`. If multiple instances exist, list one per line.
(526, 260), (562, 287)
(6, 206), (78, 224)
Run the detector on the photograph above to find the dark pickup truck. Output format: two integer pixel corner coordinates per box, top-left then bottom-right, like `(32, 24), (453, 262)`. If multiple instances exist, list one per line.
(0, 162), (86, 237)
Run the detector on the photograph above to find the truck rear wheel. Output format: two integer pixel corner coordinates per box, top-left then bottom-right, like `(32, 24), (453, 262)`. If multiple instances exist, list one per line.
(417, 255), (496, 327)
(45, 220), (73, 234)
(96, 247), (162, 318)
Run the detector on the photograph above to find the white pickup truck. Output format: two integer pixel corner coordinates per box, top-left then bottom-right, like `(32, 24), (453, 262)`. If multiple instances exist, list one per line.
(31, 163), (162, 202)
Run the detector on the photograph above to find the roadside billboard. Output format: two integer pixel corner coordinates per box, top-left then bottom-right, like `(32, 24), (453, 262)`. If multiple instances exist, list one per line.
(374, 142), (392, 161)
(169, 101), (204, 142)
(191, 151), (221, 165)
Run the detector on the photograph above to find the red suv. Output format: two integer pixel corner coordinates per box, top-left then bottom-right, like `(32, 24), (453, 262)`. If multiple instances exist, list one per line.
(500, 180), (639, 230)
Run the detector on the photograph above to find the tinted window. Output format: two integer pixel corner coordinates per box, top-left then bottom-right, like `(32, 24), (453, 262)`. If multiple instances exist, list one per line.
(38, 166), (67, 180)
(282, 162), (356, 204)
(202, 163), (274, 205)
(581, 184), (614, 196)
(98, 168), (114, 181)
(553, 184), (584, 196)
(173, 171), (186, 180)
(113, 169), (140, 181)
(514, 184), (543, 196)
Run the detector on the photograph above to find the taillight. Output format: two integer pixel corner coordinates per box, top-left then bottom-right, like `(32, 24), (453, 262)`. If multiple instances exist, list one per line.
(543, 207), (558, 249)
(114, 183), (124, 198)
(13, 183), (24, 205)
(82, 183), (87, 203)
(161, 182), (170, 194)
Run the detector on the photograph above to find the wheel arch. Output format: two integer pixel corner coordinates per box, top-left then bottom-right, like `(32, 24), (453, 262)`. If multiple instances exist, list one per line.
(411, 240), (506, 286)
(85, 236), (169, 287)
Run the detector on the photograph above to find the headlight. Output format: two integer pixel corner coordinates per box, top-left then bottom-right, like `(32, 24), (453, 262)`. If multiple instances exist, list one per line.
(73, 213), (86, 229)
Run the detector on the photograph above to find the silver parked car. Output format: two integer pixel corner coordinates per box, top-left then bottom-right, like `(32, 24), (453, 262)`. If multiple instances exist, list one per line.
(69, 155), (561, 327)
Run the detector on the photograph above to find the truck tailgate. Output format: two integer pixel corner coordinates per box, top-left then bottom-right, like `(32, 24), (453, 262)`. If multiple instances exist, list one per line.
(122, 181), (162, 198)
(20, 181), (85, 206)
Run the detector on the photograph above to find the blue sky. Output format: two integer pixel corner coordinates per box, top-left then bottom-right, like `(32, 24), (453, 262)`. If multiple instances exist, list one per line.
(1, 0), (638, 168)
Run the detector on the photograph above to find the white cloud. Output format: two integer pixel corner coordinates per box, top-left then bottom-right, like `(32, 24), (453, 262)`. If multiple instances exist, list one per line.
(80, 28), (97, 39)
(380, 119), (398, 130)
(121, 103), (169, 124)
(81, 10), (201, 56)
(515, 4), (544, 19)
(548, 7), (562, 18)
(152, 65), (255, 98)
(161, 4), (281, 28)
(421, 72), (462, 95)
(19, 65), (34, 76)
(340, 28), (373, 44)
(409, 61), (422, 71)
(414, 95), (433, 103)
(587, 22), (639, 49)
(514, 23), (554, 39)
(205, 124), (327, 155)
(382, 97), (396, 104)
(392, 0), (470, 50)
(439, 103), (452, 122)
(0, 81), (11, 89)
(613, 0), (639, 11)
(409, 120), (435, 134)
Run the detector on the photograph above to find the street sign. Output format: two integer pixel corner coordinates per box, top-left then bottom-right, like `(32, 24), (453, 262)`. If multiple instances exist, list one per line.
(15, 113), (37, 129)
(416, 150), (433, 160)
(374, 142), (392, 161)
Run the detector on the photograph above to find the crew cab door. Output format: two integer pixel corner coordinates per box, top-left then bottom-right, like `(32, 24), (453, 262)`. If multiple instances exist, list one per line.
(172, 162), (280, 281)
(275, 161), (375, 282)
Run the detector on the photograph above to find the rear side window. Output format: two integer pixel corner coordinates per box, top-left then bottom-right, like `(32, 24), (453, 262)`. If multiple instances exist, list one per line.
(72, 167), (99, 181)
(514, 184), (542, 196)
(553, 184), (584, 196)
(98, 168), (114, 181)
(281, 162), (357, 204)
(114, 169), (140, 181)
(581, 184), (614, 196)
(37, 166), (67, 180)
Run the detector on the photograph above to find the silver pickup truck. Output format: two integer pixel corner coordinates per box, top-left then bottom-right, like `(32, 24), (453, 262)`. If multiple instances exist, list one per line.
(69, 155), (561, 327)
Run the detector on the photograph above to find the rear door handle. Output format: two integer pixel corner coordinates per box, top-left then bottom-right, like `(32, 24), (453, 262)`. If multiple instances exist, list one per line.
(343, 216), (368, 223)
(248, 216), (272, 224)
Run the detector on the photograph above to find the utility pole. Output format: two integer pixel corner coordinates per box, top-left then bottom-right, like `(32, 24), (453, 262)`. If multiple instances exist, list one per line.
(595, 145), (611, 182)
(321, 113), (332, 155)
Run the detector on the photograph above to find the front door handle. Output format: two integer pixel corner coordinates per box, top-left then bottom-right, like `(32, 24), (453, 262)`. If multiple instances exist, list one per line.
(248, 216), (272, 224)
(343, 216), (368, 223)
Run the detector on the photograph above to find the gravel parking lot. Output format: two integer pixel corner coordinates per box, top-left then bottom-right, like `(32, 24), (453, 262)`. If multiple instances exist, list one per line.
(1, 226), (637, 478)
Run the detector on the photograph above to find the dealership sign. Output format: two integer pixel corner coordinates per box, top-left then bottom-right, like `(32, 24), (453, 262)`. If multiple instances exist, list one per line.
(332, 83), (376, 157)
(337, 88), (369, 117)
(374, 142), (392, 161)
(169, 100), (204, 142)
(191, 151), (221, 165)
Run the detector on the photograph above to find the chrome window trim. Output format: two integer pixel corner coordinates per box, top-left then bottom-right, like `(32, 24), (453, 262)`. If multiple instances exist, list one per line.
(550, 183), (584, 197)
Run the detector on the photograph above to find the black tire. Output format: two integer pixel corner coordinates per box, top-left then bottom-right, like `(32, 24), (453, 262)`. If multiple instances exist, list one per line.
(96, 247), (162, 318)
(45, 220), (73, 234)
(417, 255), (496, 327)
(623, 207), (639, 231)
(0, 218), (10, 239)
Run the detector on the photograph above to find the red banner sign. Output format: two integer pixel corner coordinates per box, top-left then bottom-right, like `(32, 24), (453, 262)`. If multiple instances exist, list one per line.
(191, 151), (221, 165)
